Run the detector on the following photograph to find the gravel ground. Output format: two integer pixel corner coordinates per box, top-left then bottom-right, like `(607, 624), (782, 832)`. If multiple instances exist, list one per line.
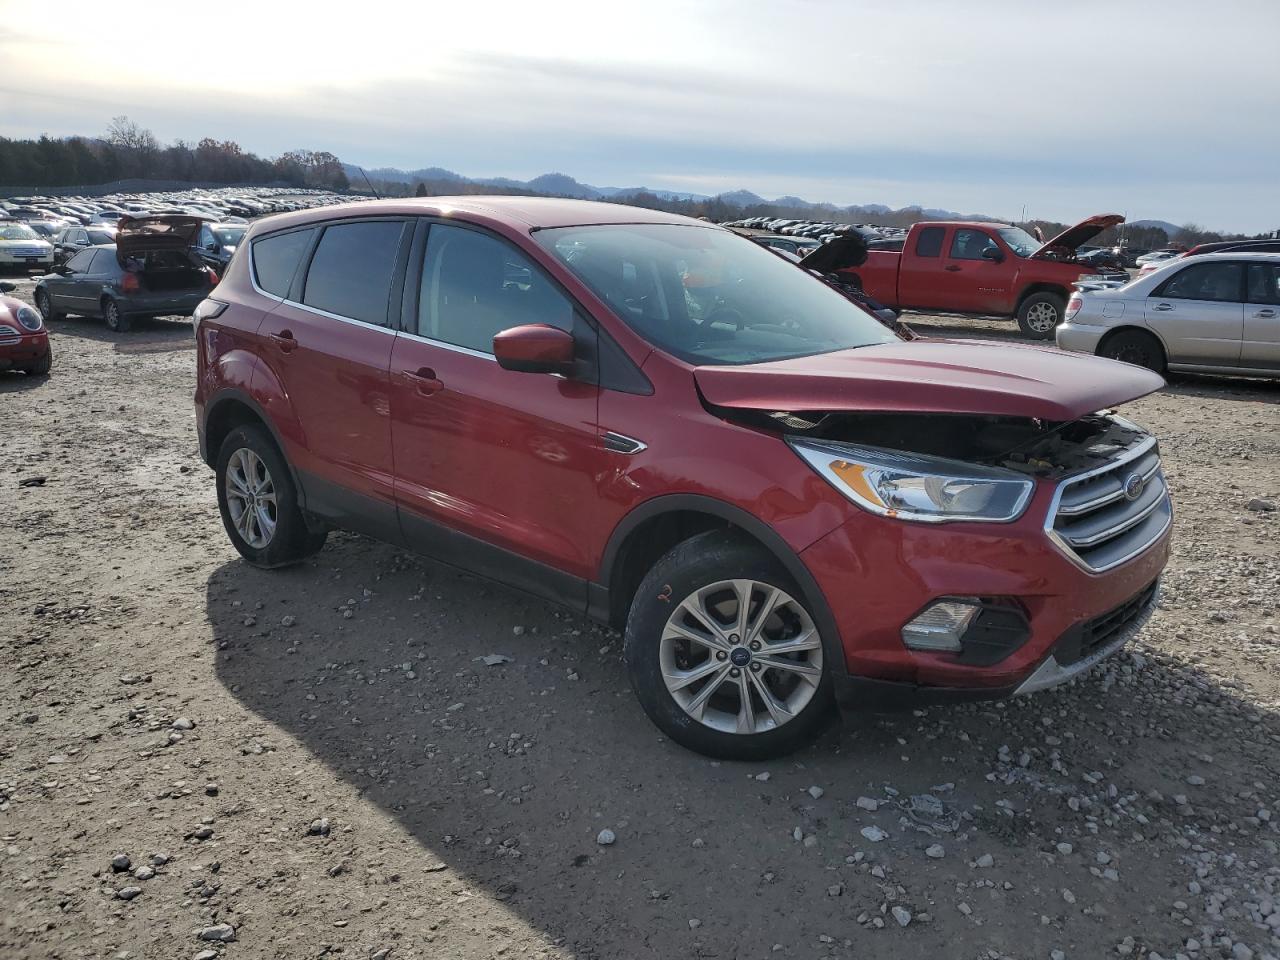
(2, 282), (1278, 960)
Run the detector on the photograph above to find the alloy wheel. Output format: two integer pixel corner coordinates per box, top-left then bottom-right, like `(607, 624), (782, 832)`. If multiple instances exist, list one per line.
(1026, 301), (1059, 333)
(224, 447), (277, 549)
(659, 579), (823, 735)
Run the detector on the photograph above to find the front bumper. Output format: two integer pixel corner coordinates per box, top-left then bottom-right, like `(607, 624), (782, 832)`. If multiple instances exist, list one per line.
(0, 251), (54, 267)
(0, 330), (50, 368)
(1055, 320), (1111, 355)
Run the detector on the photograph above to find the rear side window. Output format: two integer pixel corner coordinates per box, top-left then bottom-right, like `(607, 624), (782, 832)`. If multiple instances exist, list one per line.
(252, 228), (314, 298)
(914, 226), (944, 258)
(417, 224), (573, 353)
(89, 249), (121, 274)
(302, 220), (407, 326)
(64, 249), (93, 272)
(1156, 261), (1243, 302)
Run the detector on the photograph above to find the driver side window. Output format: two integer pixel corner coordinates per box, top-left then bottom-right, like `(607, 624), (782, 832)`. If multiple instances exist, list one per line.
(949, 229), (999, 261)
(417, 224), (573, 354)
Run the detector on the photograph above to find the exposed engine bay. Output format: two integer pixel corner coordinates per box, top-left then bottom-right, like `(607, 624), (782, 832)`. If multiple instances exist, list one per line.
(720, 407), (1148, 479)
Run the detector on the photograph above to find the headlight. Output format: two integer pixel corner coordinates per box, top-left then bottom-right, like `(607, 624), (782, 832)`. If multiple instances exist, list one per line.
(788, 439), (1034, 523)
(15, 305), (42, 331)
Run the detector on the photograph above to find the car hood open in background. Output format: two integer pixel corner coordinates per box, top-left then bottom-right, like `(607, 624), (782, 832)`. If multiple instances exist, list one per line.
(115, 214), (202, 265)
(694, 340), (1164, 422)
(1032, 213), (1125, 258)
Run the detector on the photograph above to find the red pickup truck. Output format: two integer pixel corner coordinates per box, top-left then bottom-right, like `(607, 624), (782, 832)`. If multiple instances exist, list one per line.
(851, 214), (1126, 338)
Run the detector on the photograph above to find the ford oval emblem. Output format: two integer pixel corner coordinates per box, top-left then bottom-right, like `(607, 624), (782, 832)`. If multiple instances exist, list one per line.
(1123, 473), (1144, 502)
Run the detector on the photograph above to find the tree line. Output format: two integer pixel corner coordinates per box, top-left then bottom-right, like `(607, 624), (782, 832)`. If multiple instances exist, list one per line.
(0, 117), (349, 191)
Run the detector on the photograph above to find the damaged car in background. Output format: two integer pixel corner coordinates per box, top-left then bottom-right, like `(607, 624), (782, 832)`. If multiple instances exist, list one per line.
(34, 214), (218, 332)
(195, 198), (1171, 760)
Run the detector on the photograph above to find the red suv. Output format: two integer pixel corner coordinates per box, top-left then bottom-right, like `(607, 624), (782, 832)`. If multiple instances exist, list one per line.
(195, 197), (1172, 759)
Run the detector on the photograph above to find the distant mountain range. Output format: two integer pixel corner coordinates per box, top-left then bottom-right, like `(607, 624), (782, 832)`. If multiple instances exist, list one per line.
(1127, 219), (1182, 236)
(343, 163), (990, 222)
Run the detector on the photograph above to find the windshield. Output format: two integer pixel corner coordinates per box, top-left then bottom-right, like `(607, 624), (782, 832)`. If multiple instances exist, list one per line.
(213, 226), (246, 245)
(534, 223), (896, 365)
(0, 223), (40, 241)
(996, 227), (1041, 257)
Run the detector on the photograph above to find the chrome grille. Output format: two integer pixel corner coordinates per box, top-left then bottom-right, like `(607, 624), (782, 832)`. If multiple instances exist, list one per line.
(0, 325), (21, 345)
(1047, 436), (1172, 572)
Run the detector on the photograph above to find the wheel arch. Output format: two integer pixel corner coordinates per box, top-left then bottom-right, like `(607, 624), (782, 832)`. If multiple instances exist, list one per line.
(596, 494), (847, 675)
(203, 389), (309, 511)
(1097, 324), (1171, 363)
(1015, 282), (1070, 312)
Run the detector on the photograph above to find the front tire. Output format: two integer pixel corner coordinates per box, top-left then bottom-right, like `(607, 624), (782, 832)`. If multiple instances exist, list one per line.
(1099, 329), (1166, 375)
(35, 288), (63, 322)
(24, 347), (52, 376)
(215, 424), (327, 568)
(1016, 292), (1065, 339)
(624, 530), (834, 760)
(102, 297), (130, 333)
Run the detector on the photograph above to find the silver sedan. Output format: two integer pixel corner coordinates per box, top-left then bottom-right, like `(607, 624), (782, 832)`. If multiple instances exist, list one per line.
(1056, 252), (1280, 378)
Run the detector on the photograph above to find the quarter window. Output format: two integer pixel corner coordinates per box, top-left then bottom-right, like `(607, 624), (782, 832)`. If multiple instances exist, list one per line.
(949, 229), (1000, 261)
(251, 227), (315, 298)
(417, 224), (573, 353)
(302, 220), (407, 325)
(1156, 261), (1243, 302)
(1246, 263), (1280, 305)
(914, 226), (944, 258)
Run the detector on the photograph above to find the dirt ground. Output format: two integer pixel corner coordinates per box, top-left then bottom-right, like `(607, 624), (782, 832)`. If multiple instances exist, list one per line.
(2, 282), (1278, 960)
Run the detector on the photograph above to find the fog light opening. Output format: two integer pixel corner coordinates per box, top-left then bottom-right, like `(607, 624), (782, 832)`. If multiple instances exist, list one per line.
(901, 598), (982, 653)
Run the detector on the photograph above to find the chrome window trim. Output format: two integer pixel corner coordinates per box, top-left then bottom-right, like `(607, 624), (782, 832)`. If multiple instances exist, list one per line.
(277, 296), (397, 336)
(396, 327), (497, 361)
(1043, 434), (1172, 574)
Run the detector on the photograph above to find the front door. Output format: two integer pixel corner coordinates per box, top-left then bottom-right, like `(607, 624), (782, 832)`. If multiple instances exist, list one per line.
(1244, 262), (1280, 370)
(389, 221), (604, 605)
(936, 227), (1010, 313)
(1145, 259), (1244, 365)
(255, 217), (411, 541)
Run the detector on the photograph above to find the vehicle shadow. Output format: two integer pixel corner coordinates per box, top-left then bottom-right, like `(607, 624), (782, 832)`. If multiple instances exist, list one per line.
(47, 315), (194, 351)
(0, 370), (50, 393)
(208, 533), (1280, 958)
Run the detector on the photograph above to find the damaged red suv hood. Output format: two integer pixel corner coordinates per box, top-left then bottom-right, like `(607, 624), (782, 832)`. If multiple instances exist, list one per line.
(115, 214), (203, 265)
(694, 340), (1164, 422)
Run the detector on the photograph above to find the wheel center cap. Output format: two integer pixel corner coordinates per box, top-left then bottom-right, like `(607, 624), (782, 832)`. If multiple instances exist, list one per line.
(730, 647), (752, 667)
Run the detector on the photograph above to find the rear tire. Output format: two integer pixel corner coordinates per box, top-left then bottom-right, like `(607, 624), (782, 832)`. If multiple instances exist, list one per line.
(35, 288), (63, 322)
(1016, 292), (1065, 339)
(215, 424), (327, 568)
(1099, 329), (1166, 375)
(623, 529), (835, 760)
(102, 297), (130, 333)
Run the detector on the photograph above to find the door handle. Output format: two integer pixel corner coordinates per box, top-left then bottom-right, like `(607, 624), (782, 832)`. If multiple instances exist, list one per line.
(1151, 303), (1173, 312)
(269, 330), (298, 353)
(404, 367), (443, 395)
(944, 265), (962, 272)
(1255, 308), (1277, 318)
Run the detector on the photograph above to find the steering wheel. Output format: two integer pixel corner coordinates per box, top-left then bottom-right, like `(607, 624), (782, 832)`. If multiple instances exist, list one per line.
(695, 306), (746, 331)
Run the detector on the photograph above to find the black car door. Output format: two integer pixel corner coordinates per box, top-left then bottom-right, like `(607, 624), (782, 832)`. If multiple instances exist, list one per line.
(47, 248), (96, 311)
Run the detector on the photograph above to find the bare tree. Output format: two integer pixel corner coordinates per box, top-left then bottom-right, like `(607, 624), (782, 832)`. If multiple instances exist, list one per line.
(105, 116), (159, 153)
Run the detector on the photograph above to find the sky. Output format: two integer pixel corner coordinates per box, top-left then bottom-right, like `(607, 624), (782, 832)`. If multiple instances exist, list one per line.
(2, 0), (1278, 232)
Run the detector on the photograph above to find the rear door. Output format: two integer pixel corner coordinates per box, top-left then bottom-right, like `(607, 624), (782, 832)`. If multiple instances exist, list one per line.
(1144, 260), (1245, 365)
(897, 225), (950, 309)
(255, 217), (413, 542)
(389, 220), (604, 598)
(1243, 261), (1280, 370)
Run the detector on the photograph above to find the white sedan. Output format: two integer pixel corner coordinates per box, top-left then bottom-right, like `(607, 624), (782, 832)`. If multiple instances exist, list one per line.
(1056, 252), (1280, 379)
(0, 222), (55, 270)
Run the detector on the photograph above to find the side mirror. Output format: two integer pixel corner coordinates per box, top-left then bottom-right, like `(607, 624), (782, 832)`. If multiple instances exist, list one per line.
(0, 281), (14, 293)
(493, 324), (575, 375)
(981, 246), (1004, 263)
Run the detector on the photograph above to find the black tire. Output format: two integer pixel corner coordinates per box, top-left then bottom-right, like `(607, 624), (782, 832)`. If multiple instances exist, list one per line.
(624, 529), (835, 760)
(1016, 291), (1065, 339)
(102, 297), (130, 333)
(24, 346), (52, 376)
(35, 288), (63, 322)
(1099, 329), (1167, 375)
(215, 424), (327, 568)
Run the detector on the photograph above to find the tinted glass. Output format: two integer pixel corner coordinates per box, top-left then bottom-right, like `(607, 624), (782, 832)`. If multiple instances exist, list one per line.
(64, 249), (93, 272)
(252, 228), (314, 298)
(1157, 261), (1243, 302)
(914, 226), (944, 258)
(418, 224), (573, 353)
(535, 223), (896, 366)
(1246, 263), (1280, 305)
(90, 249), (122, 275)
(86, 229), (115, 244)
(303, 221), (406, 325)
(950, 229), (1000, 260)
